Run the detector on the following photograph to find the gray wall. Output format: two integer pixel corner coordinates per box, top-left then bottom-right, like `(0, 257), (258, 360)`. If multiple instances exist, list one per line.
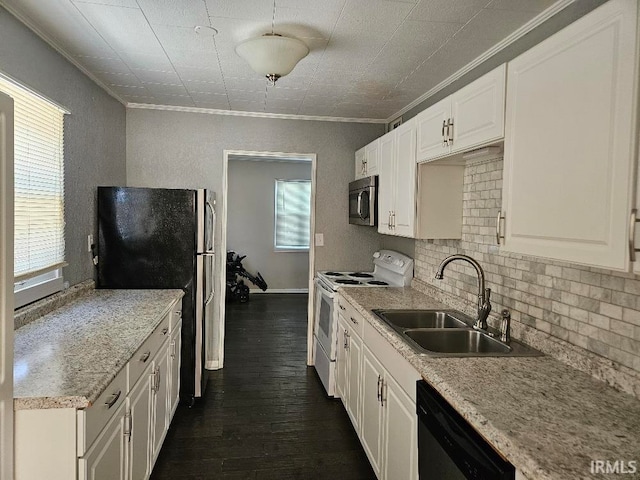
(126, 109), (385, 275)
(0, 7), (127, 287)
(228, 159), (311, 291)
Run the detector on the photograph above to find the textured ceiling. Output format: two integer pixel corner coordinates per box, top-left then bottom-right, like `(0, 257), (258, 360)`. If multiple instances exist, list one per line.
(1, 0), (558, 120)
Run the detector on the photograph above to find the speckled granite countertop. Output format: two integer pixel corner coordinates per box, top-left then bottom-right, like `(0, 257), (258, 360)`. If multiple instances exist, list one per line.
(14, 289), (184, 410)
(339, 287), (640, 480)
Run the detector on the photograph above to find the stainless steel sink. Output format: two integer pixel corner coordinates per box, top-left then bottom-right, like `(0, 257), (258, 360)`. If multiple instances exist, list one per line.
(372, 309), (472, 329)
(404, 329), (511, 354)
(372, 308), (543, 357)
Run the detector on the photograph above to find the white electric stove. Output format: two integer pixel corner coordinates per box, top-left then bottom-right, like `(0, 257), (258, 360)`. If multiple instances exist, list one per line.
(313, 250), (414, 396)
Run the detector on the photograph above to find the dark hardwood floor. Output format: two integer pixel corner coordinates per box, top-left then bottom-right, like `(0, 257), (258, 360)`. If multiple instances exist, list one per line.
(151, 293), (376, 480)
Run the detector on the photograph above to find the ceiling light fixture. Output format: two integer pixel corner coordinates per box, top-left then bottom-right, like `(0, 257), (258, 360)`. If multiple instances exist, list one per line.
(235, 33), (309, 86)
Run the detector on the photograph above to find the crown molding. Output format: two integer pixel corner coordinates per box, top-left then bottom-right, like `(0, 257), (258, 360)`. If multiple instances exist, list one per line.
(0, 2), (127, 107)
(385, 0), (576, 124)
(126, 102), (387, 124)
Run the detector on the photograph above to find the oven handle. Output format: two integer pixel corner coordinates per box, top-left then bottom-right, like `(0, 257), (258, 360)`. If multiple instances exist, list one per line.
(315, 277), (336, 298)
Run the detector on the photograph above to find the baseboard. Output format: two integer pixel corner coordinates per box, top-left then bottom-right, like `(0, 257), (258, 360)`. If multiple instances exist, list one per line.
(249, 289), (309, 294)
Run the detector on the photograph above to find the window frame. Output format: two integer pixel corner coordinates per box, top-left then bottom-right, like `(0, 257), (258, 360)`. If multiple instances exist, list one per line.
(273, 178), (311, 253)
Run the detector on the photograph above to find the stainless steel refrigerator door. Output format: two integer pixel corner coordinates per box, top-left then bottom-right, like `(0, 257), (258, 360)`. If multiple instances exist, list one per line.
(197, 189), (216, 254)
(195, 250), (215, 397)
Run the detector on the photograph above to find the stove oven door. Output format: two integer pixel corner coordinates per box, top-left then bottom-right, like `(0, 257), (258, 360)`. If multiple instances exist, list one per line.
(314, 278), (337, 360)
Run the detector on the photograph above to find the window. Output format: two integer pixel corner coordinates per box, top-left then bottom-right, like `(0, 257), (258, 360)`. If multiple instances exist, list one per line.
(0, 75), (67, 308)
(274, 179), (311, 251)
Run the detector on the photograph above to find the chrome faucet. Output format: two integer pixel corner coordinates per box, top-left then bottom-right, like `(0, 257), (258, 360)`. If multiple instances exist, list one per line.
(434, 254), (492, 330)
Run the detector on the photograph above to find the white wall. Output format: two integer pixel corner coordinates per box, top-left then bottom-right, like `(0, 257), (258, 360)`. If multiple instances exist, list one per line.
(227, 159), (311, 291)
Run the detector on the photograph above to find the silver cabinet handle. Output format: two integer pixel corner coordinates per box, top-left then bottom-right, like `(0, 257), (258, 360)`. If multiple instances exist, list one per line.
(496, 211), (505, 245)
(376, 375), (382, 402)
(339, 304), (345, 311)
(388, 211), (392, 230)
(140, 351), (151, 363)
(630, 209), (639, 262)
(447, 118), (454, 145)
(161, 327), (169, 336)
(170, 340), (176, 358)
(105, 390), (121, 409)
(442, 120), (447, 147)
(343, 329), (348, 349)
(350, 316), (358, 325)
(380, 381), (386, 407)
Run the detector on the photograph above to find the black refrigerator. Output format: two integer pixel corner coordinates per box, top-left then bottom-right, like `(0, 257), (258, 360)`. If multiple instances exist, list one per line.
(97, 186), (216, 405)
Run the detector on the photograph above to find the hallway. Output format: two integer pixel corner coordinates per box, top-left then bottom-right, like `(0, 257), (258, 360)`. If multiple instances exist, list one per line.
(151, 293), (375, 479)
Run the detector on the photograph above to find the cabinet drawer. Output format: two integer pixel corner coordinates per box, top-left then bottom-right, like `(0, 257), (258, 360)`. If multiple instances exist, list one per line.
(337, 296), (364, 338)
(77, 366), (128, 456)
(128, 312), (171, 391)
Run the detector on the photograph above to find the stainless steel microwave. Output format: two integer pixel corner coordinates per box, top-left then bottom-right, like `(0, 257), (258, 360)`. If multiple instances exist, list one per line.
(349, 176), (378, 226)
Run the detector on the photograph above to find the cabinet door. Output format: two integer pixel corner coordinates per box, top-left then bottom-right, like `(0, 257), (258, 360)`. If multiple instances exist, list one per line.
(360, 345), (384, 478)
(335, 316), (349, 403)
(78, 403), (126, 480)
(355, 147), (366, 180)
(415, 97), (450, 162)
(382, 375), (418, 480)
(168, 324), (182, 419)
(378, 132), (395, 234)
(151, 347), (170, 464)
(346, 331), (362, 432)
(450, 64), (505, 153)
(502, 0), (638, 271)
(393, 119), (416, 237)
(128, 367), (153, 480)
(365, 140), (379, 176)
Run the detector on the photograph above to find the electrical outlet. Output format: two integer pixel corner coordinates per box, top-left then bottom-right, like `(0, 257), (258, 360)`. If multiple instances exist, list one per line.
(87, 234), (93, 252)
(315, 233), (324, 247)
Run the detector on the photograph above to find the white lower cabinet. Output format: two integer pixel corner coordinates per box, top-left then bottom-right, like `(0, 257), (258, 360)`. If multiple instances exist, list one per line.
(382, 373), (418, 480)
(127, 365), (153, 480)
(360, 346), (385, 478)
(14, 300), (183, 480)
(151, 345), (170, 465)
(337, 294), (419, 480)
(168, 320), (182, 418)
(78, 402), (127, 480)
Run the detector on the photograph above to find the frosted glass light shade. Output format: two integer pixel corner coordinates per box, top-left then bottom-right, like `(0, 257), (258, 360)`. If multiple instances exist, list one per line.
(235, 34), (309, 79)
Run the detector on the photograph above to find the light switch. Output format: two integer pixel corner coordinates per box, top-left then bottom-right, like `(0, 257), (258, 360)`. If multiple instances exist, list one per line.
(315, 233), (324, 247)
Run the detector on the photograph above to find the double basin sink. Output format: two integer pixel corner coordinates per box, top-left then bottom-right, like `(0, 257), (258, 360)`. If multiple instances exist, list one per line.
(372, 309), (542, 357)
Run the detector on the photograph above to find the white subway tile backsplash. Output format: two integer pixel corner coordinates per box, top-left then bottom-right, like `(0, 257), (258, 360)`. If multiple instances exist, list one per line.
(414, 156), (640, 376)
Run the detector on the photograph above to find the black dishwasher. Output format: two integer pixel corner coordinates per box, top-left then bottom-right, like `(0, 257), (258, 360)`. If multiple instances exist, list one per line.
(417, 380), (515, 480)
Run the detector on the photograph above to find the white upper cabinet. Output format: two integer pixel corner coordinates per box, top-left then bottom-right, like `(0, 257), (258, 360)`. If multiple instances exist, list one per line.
(451, 65), (505, 153)
(377, 120), (416, 237)
(365, 140), (379, 176)
(355, 146), (366, 180)
(355, 140), (380, 180)
(500, 0), (639, 271)
(416, 65), (506, 163)
(415, 97), (450, 161)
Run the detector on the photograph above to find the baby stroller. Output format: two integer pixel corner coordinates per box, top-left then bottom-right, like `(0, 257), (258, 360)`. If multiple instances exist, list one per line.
(226, 251), (268, 303)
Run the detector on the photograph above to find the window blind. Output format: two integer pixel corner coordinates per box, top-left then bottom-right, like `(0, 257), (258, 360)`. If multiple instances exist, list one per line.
(275, 179), (311, 250)
(0, 76), (66, 281)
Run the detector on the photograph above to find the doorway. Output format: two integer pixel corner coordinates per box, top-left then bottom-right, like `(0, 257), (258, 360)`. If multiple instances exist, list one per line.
(209, 150), (317, 371)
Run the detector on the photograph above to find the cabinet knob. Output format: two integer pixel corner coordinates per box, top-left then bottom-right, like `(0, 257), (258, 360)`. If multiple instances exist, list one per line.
(140, 351), (151, 363)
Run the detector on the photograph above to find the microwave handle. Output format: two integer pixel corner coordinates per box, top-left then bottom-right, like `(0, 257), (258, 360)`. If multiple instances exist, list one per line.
(357, 191), (366, 220)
